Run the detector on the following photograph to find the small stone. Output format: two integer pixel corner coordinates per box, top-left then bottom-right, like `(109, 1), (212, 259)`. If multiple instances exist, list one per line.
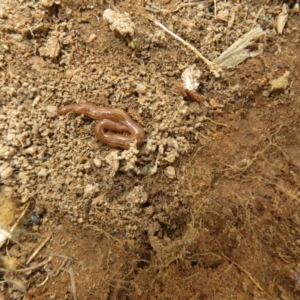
(24, 146), (37, 155)
(0, 7), (8, 19)
(0, 163), (9, 174)
(37, 168), (48, 177)
(65, 70), (74, 79)
(40, 0), (55, 7)
(269, 72), (289, 92)
(209, 98), (218, 108)
(84, 184), (99, 197)
(93, 158), (102, 167)
(46, 105), (58, 118)
(103, 9), (135, 37)
(21, 196), (30, 204)
(86, 33), (97, 43)
(0, 166), (13, 179)
(135, 83), (146, 94)
(38, 36), (60, 58)
(77, 217), (84, 224)
(164, 166), (176, 179)
(128, 186), (148, 205)
(144, 205), (154, 216)
(83, 161), (91, 170)
(92, 195), (105, 206)
(217, 9), (229, 20)
(0, 146), (16, 159)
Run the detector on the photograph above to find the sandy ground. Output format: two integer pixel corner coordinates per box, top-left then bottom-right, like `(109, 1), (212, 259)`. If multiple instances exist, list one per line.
(1, 0), (300, 299)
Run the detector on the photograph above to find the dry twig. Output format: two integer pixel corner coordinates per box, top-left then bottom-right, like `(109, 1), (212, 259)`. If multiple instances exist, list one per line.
(218, 251), (263, 291)
(144, 15), (223, 78)
(0, 257), (52, 273)
(68, 266), (78, 300)
(214, 0), (217, 18)
(204, 117), (227, 127)
(26, 235), (52, 265)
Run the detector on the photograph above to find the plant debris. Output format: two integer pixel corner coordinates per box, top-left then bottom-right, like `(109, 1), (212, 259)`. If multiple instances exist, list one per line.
(214, 26), (265, 69)
(276, 3), (289, 34)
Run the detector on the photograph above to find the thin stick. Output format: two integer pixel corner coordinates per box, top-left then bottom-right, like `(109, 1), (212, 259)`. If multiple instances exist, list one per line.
(68, 266), (78, 300)
(171, 2), (200, 13)
(214, 0), (217, 18)
(144, 15), (223, 78)
(0, 257), (52, 273)
(52, 258), (70, 277)
(37, 274), (49, 287)
(219, 251), (263, 291)
(254, 6), (264, 22)
(10, 203), (30, 234)
(204, 117), (227, 127)
(26, 235), (52, 265)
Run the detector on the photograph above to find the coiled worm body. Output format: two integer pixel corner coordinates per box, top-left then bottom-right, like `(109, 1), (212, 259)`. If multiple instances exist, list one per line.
(57, 103), (146, 150)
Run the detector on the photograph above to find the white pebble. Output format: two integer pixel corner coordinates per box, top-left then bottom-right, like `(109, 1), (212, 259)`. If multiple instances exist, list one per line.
(93, 158), (102, 167)
(164, 166), (176, 179)
(0, 165), (13, 179)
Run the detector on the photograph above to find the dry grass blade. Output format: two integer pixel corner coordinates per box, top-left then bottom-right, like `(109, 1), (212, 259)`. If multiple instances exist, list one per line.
(0, 279), (27, 293)
(0, 203), (30, 248)
(0, 257), (52, 273)
(214, 26), (265, 68)
(26, 235), (52, 265)
(277, 4), (289, 34)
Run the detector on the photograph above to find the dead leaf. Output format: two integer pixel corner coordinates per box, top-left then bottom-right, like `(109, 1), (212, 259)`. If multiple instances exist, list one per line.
(277, 4), (289, 34)
(214, 27), (265, 69)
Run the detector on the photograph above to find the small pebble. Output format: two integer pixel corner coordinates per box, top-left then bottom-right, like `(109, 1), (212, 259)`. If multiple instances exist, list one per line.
(87, 33), (97, 43)
(0, 7), (8, 19)
(93, 158), (102, 167)
(46, 105), (58, 118)
(77, 217), (84, 224)
(0, 166), (13, 179)
(164, 166), (176, 179)
(37, 168), (48, 177)
(136, 83), (147, 94)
